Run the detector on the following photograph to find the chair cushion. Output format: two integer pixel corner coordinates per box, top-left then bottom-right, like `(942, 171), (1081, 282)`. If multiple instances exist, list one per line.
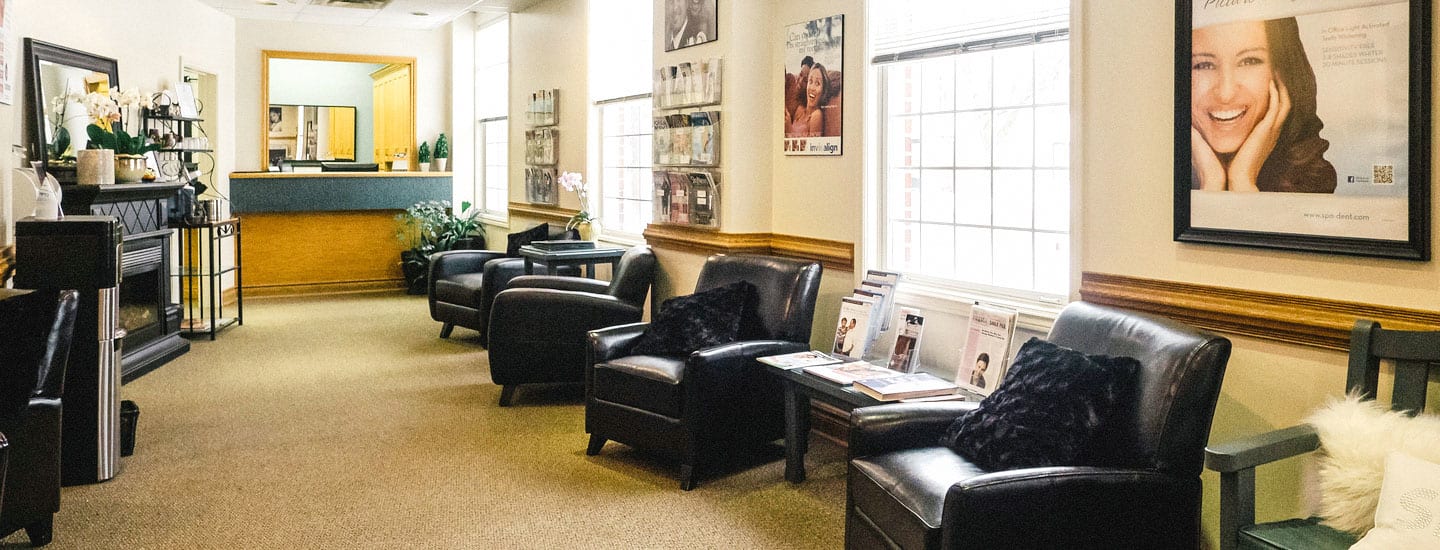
(940, 337), (1139, 471)
(1306, 396), (1440, 534)
(849, 447), (988, 550)
(592, 355), (686, 418)
(631, 281), (755, 357)
(1237, 518), (1356, 550)
(433, 273), (487, 305)
(506, 223), (551, 257)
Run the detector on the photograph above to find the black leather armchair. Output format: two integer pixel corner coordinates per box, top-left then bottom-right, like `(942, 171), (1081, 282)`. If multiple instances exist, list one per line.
(0, 288), (79, 547)
(846, 302), (1231, 549)
(428, 225), (576, 344)
(585, 254), (822, 490)
(486, 245), (657, 406)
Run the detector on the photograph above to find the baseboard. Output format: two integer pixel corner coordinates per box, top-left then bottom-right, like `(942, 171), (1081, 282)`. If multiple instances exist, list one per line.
(244, 279), (405, 298)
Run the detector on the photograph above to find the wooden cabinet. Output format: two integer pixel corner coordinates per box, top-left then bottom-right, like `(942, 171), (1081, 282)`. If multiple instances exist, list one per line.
(370, 63), (413, 168)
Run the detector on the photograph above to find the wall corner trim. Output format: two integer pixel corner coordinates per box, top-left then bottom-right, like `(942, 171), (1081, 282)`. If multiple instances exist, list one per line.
(1078, 271), (1440, 351)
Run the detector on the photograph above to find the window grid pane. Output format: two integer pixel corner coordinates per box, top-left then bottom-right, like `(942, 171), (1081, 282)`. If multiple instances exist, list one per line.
(479, 119), (508, 214)
(879, 38), (1070, 297)
(597, 98), (654, 234)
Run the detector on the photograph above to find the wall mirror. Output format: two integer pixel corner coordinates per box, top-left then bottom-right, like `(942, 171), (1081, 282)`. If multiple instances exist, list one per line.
(24, 38), (121, 183)
(261, 50), (415, 171)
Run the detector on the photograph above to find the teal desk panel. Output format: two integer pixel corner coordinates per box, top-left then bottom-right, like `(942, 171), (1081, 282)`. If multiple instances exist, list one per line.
(230, 174), (452, 213)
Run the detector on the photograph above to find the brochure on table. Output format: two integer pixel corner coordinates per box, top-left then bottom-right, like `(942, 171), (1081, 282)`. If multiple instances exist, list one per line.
(885, 310), (925, 373)
(757, 350), (843, 369)
(956, 304), (1018, 397)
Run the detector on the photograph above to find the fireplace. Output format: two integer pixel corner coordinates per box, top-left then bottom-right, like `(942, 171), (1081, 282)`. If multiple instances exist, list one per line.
(63, 183), (190, 381)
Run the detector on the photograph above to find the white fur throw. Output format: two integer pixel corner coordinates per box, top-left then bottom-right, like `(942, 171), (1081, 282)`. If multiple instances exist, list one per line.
(1306, 396), (1440, 535)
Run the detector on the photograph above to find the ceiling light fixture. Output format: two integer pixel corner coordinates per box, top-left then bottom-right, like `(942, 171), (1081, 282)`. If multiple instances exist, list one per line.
(257, 1), (279, 5)
(411, 11), (429, 16)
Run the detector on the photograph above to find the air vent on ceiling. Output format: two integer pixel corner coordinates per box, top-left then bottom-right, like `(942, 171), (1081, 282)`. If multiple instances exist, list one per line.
(308, 0), (392, 9)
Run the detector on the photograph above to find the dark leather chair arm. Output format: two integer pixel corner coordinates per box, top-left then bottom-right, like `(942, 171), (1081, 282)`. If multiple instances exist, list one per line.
(848, 402), (977, 458)
(429, 249), (507, 280)
(686, 340), (809, 390)
(506, 275), (611, 294)
(588, 322), (651, 363)
(491, 289), (643, 344)
(1204, 424), (1319, 473)
(944, 467), (1199, 549)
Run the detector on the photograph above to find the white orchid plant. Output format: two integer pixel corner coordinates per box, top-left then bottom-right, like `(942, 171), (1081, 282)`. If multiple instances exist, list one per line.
(59, 87), (156, 156)
(558, 171), (596, 230)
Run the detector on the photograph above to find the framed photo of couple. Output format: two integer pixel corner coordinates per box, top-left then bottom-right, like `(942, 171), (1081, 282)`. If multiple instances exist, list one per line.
(1174, 0), (1430, 260)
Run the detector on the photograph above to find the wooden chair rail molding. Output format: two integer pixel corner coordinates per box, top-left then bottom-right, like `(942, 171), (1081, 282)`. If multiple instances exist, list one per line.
(642, 224), (854, 272)
(1079, 272), (1440, 351)
(507, 202), (578, 226)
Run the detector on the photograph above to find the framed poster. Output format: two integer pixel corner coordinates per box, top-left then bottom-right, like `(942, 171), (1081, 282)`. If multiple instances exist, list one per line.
(664, 0), (717, 52)
(1174, 0), (1430, 260)
(783, 14), (844, 156)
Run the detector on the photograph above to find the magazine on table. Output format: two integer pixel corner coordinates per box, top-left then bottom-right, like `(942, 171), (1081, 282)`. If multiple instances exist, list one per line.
(832, 296), (876, 359)
(858, 279), (896, 331)
(956, 304), (1018, 397)
(854, 373), (958, 401)
(758, 350), (843, 369)
(803, 360), (903, 385)
(886, 310), (925, 373)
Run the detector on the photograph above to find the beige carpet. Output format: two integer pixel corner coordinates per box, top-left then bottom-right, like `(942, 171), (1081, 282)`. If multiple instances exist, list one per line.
(2, 292), (847, 549)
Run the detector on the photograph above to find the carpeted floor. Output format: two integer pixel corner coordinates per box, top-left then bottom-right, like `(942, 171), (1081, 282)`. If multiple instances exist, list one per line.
(2, 292), (847, 549)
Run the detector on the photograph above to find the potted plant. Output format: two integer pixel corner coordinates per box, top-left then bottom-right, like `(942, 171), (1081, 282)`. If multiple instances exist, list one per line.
(80, 88), (157, 183)
(416, 141), (432, 172)
(395, 200), (486, 294)
(559, 171), (599, 240)
(433, 133), (450, 172)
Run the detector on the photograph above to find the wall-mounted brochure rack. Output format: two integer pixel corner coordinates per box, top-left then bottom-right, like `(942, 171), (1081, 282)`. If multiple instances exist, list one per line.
(654, 58), (721, 109)
(525, 88), (559, 126)
(652, 170), (719, 229)
(526, 88), (560, 205)
(652, 58), (722, 229)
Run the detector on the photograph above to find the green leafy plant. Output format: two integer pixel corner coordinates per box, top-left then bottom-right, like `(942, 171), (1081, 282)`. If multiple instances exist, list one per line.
(434, 133), (450, 159)
(87, 125), (161, 156)
(395, 200), (485, 293)
(49, 127), (71, 161)
(417, 141), (432, 164)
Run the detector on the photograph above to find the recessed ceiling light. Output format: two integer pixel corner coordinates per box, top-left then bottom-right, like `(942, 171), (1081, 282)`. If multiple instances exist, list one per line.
(411, 11), (429, 16)
(257, 1), (279, 5)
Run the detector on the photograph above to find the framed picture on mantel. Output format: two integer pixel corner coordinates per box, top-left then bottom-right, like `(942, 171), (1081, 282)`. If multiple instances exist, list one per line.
(1174, 0), (1430, 260)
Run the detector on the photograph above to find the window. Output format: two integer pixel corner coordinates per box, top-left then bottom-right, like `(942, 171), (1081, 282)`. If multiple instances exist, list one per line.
(873, 3), (1070, 302)
(474, 16), (509, 217)
(589, 0), (653, 237)
(596, 98), (653, 234)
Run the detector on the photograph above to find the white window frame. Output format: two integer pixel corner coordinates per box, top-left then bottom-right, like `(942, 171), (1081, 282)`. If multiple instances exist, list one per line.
(474, 15), (510, 223)
(869, 26), (1079, 330)
(592, 94), (654, 241)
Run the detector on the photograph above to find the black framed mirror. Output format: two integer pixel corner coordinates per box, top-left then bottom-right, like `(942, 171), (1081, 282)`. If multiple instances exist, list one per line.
(25, 38), (120, 183)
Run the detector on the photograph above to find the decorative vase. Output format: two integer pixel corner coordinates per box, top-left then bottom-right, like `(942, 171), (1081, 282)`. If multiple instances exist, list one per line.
(576, 220), (599, 241)
(76, 149), (115, 185)
(115, 154), (147, 183)
(434, 157), (449, 172)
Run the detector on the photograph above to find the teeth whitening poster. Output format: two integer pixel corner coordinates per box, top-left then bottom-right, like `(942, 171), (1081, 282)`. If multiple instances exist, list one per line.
(1183, 0), (1414, 242)
(783, 14), (844, 156)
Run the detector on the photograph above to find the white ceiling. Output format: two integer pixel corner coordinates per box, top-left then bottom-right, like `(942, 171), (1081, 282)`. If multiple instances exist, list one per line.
(198, 0), (544, 30)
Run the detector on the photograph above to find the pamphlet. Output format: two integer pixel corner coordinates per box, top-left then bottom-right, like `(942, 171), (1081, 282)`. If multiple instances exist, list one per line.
(854, 373), (959, 401)
(886, 311), (925, 373)
(859, 279), (896, 331)
(758, 350), (842, 369)
(832, 296), (875, 359)
(803, 360), (904, 385)
(956, 304), (1018, 397)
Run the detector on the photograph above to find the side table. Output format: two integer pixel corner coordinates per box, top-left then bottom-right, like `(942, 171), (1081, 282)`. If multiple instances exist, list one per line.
(518, 245), (626, 278)
(175, 218), (243, 340)
(765, 362), (980, 482)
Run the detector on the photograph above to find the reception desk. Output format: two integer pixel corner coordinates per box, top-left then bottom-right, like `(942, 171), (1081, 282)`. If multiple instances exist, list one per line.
(229, 172), (453, 296)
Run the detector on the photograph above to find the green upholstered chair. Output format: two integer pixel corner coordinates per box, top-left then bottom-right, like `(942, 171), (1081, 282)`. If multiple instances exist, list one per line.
(1204, 319), (1439, 550)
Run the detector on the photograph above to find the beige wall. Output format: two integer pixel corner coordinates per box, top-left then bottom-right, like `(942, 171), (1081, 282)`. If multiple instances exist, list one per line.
(1081, 0), (1440, 546)
(231, 19), (452, 173)
(508, 0), (588, 234)
(1, 0), (237, 246)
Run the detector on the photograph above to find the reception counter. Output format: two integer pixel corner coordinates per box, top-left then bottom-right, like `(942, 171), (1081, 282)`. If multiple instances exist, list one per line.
(229, 172), (453, 296)
(230, 171), (452, 213)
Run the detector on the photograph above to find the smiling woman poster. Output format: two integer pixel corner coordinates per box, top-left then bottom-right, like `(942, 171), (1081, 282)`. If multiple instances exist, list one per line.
(783, 14), (844, 156)
(1181, 0), (1416, 245)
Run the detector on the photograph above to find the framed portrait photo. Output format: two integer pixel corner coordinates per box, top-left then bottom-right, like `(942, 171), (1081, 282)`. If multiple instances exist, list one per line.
(1174, 0), (1431, 260)
(664, 0), (717, 52)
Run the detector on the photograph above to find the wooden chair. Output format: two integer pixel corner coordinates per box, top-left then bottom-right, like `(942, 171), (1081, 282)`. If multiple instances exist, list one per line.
(1205, 319), (1439, 550)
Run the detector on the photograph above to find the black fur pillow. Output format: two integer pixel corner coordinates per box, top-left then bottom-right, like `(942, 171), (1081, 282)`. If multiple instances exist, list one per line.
(940, 337), (1139, 471)
(506, 223), (551, 257)
(632, 281), (756, 357)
